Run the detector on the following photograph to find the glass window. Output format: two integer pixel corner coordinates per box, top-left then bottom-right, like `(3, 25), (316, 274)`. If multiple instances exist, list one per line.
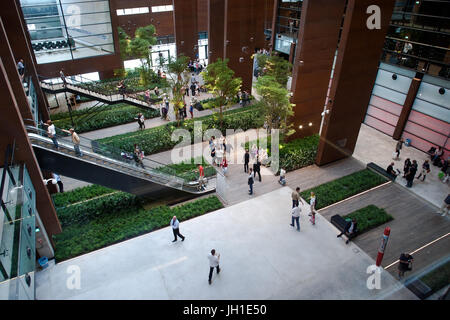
(20, 0), (115, 64)
(151, 5), (173, 13)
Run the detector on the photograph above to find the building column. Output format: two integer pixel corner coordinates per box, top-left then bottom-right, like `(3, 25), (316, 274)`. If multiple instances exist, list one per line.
(208, 0), (225, 64)
(316, 0), (396, 166)
(287, 0), (346, 141)
(224, 0), (265, 92)
(393, 76), (422, 140)
(173, 0), (198, 60)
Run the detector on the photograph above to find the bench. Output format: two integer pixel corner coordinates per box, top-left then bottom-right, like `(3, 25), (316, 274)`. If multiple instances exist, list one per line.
(331, 214), (358, 241)
(367, 162), (396, 181)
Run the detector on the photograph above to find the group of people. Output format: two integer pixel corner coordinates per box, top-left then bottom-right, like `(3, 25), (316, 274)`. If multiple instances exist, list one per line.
(43, 120), (82, 157)
(237, 90), (251, 107)
(188, 60), (205, 75)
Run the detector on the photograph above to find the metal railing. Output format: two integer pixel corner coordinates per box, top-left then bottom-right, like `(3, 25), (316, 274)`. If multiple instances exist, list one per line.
(25, 125), (209, 193)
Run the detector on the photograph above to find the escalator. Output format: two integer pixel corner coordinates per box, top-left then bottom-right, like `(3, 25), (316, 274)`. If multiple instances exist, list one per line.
(40, 76), (160, 110)
(26, 126), (216, 197)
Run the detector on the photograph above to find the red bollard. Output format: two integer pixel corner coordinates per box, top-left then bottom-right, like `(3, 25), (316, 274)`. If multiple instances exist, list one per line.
(376, 227), (391, 267)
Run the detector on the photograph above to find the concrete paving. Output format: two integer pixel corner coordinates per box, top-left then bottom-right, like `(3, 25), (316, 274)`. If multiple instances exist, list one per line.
(35, 188), (416, 300)
(353, 124), (449, 208)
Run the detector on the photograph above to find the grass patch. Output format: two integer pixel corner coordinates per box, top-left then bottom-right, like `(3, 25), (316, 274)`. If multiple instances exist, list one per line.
(420, 261), (450, 293)
(155, 157), (216, 181)
(53, 195), (224, 262)
(343, 205), (393, 233)
(300, 169), (388, 209)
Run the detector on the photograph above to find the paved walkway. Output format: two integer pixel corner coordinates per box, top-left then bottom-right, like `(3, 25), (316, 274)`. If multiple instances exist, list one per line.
(35, 188), (416, 300)
(353, 124), (449, 208)
(318, 182), (450, 280)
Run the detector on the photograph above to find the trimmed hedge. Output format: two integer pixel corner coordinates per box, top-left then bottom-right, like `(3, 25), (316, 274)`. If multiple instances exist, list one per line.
(245, 134), (320, 172)
(343, 205), (393, 233)
(54, 196), (224, 262)
(52, 103), (160, 133)
(52, 185), (114, 208)
(97, 104), (264, 156)
(155, 157), (216, 181)
(300, 169), (388, 210)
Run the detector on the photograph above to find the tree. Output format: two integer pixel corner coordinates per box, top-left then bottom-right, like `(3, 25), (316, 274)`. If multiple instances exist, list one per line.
(118, 25), (157, 86)
(166, 55), (190, 123)
(255, 75), (294, 135)
(254, 53), (292, 87)
(201, 58), (242, 125)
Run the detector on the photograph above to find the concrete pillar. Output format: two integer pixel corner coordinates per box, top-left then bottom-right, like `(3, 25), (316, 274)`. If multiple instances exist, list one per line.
(316, 0), (396, 166)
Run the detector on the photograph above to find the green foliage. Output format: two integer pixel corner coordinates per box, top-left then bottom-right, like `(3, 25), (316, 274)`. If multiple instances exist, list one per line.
(97, 104), (264, 156)
(117, 26), (130, 60)
(343, 205), (393, 233)
(420, 261), (450, 293)
(167, 55), (190, 119)
(255, 75), (294, 133)
(56, 192), (142, 228)
(51, 185), (114, 208)
(135, 25), (157, 45)
(255, 53), (292, 86)
(51, 103), (160, 133)
(155, 157), (216, 181)
(201, 58), (242, 121)
(54, 196), (224, 262)
(300, 169), (388, 210)
(245, 134), (319, 172)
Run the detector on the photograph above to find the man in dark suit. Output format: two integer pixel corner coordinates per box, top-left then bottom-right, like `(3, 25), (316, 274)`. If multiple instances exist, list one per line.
(337, 218), (358, 244)
(253, 156), (262, 182)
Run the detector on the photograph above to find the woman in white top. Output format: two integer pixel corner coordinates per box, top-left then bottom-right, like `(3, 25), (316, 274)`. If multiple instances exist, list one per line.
(309, 192), (316, 225)
(46, 120), (59, 149)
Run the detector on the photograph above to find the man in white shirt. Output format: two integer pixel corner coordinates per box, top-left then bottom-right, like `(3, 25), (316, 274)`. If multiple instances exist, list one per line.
(46, 120), (59, 149)
(170, 216), (185, 242)
(290, 205), (301, 231)
(208, 249), (221, 284)
(52, 173), (63, 193)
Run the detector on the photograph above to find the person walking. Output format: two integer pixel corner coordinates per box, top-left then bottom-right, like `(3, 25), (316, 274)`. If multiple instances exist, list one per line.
(405, 160), (417, 188)
(416, 160), (430, 181)
(244, 149), (250, 173)
(208, 249), (221, 285)
(170, 216), (185, 242)
(309, 192), (316, 225)
(438, 194), (450, 217)
(61, 128), (82, 156)
(198, 164), (206, 191)
(60, 69), (66, 86)
(220, 156), (228, 175)
(290, 205), (301, 231)
(253, 156), (262, 182)
(52, 173), (63, 193)
(45, 120), (59, 149)
(211, 143), (216, 166)
(395, 139), (403, 159)
(189, 102), (194, 119)
(136, 113), (145, 130)
(133, 144), (145, 169)
(248, 168), (255, 195)
(17, 59), (25, 78)
(291, 187), (302, 208)
(398, 253), (413, 279)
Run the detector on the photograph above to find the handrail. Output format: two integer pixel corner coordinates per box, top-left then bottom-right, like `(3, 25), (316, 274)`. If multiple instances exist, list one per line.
(26, 125), (196, 190)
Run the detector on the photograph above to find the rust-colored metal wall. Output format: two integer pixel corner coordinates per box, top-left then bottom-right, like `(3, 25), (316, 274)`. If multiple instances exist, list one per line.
(208, 0), (225, 64)
(288, 0), (346, 140)
(173, 0), (198, 59)
(316, 0), (396, 166)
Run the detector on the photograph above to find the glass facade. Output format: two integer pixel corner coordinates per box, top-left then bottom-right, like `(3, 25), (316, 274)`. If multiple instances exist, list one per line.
(0, 164), (37, 300)
(381, 0), (450, 79)
(20, 0), (115, 64)
(273, 0), (303, 56)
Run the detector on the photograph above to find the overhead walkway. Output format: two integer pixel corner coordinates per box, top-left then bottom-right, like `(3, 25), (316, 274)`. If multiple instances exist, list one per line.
(40, 76), (160, 110)
(26, 126), (216, 196)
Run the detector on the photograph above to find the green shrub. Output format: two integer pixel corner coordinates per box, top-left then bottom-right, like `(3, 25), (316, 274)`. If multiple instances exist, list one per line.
(52, 185), (114, 208)
(51, 103), (160, 133)
(54, 196), (224, 262)
(155, 157), (215, 181)
(245, 134), (319, 172)
(343, 205), (393, 233)
(300, 169), (388, 209)
(97, 104), (263, 156)
(420, 261), (450, 293)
